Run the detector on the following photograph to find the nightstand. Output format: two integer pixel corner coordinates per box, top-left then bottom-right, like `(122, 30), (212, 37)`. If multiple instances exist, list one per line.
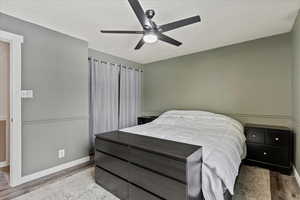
(244, 123), (294, 174)
(137, 116), (158, 125)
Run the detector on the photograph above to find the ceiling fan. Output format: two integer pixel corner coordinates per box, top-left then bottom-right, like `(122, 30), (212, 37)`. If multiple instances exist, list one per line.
(101, 0), (201, 50)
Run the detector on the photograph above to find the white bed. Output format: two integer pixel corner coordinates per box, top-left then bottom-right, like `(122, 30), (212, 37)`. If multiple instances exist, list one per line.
(122, 110), (246, 200)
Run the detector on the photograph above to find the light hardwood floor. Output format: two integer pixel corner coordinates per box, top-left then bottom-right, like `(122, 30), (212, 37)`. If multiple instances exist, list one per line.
(270, 171), (300, 200)
(0, 162), (92, 200)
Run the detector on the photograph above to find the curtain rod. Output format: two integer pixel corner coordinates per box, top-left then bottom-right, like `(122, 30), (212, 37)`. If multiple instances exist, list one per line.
(90, 57), (142, 72)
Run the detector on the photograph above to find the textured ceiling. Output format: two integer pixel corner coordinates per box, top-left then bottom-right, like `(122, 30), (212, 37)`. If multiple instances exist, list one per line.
(0, 0), (299, 64)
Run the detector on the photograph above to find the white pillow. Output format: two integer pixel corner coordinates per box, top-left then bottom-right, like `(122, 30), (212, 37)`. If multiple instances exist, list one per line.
(160, 110), (216, 118)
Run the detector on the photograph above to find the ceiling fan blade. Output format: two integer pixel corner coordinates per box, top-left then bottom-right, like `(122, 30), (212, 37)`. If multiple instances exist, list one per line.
(101, 30), (144, 34)
(128, 0), (151, 28)
(135, 38), (145, 50)
(158, 33), (182, 46)
(159, 15), (201, 32)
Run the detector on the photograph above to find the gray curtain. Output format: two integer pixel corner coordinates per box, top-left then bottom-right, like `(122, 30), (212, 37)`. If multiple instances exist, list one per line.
(119, 66), (142, 129)
(89, 59), (142, 150)
(89, 59), (120, 148)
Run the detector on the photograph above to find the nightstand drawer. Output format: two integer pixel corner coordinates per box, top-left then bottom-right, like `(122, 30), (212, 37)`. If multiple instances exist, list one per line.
(244, 124), (293, 174)
(245, 128), (265, 144)
(265, 129), (290, 146)
(247, 144), (289, 166)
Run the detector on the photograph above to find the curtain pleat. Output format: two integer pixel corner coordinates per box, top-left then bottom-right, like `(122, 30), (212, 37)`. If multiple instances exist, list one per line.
(119, 67), (142, 129)
(90, 60), (119, 146)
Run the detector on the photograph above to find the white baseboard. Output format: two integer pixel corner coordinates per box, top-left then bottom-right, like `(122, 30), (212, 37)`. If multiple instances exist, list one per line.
(0, 161), (9, 168)
(19, 156), (90, 186)
(293, 166), (300, 188)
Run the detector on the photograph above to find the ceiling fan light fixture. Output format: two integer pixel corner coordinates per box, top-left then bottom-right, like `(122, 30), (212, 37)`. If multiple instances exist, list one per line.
(143, 33), (158, 43)
(100, 0), (201, 49)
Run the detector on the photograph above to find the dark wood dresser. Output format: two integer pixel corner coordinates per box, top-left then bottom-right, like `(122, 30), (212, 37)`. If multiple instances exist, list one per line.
(95, 131), (203, 200)
(244, 124), (293, 174)
(137, 116), (158, 125)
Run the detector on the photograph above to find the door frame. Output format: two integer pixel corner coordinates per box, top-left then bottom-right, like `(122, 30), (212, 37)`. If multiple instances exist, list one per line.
(0, 30), (23, 187)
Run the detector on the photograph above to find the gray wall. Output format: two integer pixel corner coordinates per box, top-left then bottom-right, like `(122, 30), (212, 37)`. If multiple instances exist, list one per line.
(292, 11), (300, 173)
(0, 13), (90, 176)
(88, 48), (142, 67)
(143, 34), (292, 126)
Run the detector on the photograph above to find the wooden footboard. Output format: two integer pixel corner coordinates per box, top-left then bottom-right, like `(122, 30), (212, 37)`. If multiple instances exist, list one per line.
(95, 131), (203, 200)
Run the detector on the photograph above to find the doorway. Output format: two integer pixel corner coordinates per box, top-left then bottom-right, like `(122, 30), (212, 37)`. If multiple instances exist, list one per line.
(0, 30), (23, 187)
(0, 40), (10, 187)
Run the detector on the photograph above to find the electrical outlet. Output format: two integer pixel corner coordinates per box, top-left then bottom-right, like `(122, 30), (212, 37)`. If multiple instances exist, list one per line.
(58, 149), (65, 159)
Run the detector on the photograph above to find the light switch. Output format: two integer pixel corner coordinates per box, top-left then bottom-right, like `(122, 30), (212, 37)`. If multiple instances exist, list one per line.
(21, 90), (33, 98)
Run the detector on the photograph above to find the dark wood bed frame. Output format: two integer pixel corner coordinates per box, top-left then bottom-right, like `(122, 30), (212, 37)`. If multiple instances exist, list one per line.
(95, 131), (232, 200)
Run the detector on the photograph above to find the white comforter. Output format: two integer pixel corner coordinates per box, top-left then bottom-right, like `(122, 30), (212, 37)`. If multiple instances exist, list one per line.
(121, 110), (246, 200)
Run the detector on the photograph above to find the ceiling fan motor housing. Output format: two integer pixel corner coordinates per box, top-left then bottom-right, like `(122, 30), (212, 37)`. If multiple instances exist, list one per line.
(145, 9), (155, 19)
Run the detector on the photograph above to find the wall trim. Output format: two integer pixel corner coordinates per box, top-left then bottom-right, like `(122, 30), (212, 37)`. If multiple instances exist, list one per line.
(227, 113), (291, 119)
(294, 166), (300, 188)
(19, 156), (90, 185)
(23, 116), (89, 125)
(0, 161), (8, 168)
(142, 111), (291, 120)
